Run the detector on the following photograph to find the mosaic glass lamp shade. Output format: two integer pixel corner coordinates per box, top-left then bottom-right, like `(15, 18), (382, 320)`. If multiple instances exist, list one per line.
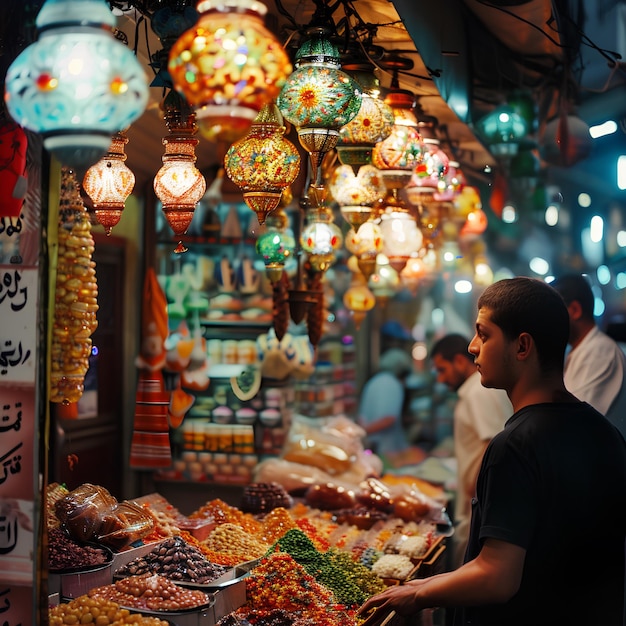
(4, 0), (149, 168)
(153, 91), (207, 254)
(255, 208), (296, 282)
(406, 138), (450, 207)
(277, 32), (362, 184)
(82, 131), (135, 235)
(224, 103), (301, 225)
(329, 164), (385, 231)
(380, 210), (424, 272)
(168, 0), (292, 144)
(344, 220), (383, 280)
(300, 205), (343, 272)
(336, 67), (394, 172)
(434, 159), (466, 202)
(372, 88), (424, 187)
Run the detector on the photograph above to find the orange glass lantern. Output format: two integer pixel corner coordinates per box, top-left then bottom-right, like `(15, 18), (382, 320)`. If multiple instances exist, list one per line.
(153, 91), (206, 254)
(83, 130), (135, 235)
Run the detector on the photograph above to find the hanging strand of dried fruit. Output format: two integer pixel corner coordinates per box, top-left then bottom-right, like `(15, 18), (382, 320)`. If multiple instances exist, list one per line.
(305, 264), (324, 347)
(50, 168), (99, 404)
(272, 269), (290, 341)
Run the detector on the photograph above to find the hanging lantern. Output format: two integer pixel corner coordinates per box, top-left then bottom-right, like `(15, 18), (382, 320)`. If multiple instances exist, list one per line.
(475, 104), (529, 158)
(168, 0), (292, 144)
(328, 164), (385, 231)
(154, 91), (207, 254)
(379, 209), (424, 272)
(255, 208), (296, 283)
(343, 273), (375, 329)
(368, 254), (400, 305)
(82, 131), (135, 235)
(277, 30), (362, 185)
(400, 255), (428, 292)
(434, 159), (465, 202)
(406, 139), (449, 207)
(4, 0), (148, 169)
(224, 104), (300, 225)
(336, 64), (394, 172)
(344, 221), (383, 280)
(300, 205), (343, 267)
(0, 119), (28, 221)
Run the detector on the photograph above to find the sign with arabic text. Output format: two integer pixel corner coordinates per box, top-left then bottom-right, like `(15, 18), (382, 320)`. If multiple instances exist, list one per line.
(0, 266), (37, 384)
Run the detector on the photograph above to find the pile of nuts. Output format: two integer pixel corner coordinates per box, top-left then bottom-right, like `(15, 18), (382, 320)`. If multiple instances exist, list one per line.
(89, 574), (210, 611)
(49, 596), (170, 625)
(203, 523), (269, 560)
(115, 536), (229, 584)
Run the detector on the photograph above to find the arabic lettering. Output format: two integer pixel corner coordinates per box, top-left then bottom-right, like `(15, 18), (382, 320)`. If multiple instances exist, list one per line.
(0, 270), (27, 312)
(0, 215), (23, 237)
(0, 403), (21, 433)
(0, 444), (22, 487)
(0, 342), (31, 377)
(0, 512), (18, 555)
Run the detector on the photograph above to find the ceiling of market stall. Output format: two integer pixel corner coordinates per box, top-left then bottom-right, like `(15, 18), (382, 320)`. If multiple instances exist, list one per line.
(1, 0), (626, 279)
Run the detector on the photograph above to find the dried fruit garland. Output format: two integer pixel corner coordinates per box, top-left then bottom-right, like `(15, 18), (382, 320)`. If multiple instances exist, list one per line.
(50, 167), (99, 404)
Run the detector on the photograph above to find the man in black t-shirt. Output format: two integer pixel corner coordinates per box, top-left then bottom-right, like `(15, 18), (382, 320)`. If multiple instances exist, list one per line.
(359, 277), (626, 626)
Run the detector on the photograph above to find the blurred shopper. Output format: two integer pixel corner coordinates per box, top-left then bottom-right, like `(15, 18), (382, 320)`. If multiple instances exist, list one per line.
(552, 273), (626, 438)
(358, 348), (413, 459)
(359, 277), (626, 626)
(431, 333), (512, 568)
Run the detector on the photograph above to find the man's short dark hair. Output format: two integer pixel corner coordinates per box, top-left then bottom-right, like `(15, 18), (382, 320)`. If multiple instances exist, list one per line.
(477, 277), (569, 372)
(550, 273), (595, 320)
(430, 333), (473, 363)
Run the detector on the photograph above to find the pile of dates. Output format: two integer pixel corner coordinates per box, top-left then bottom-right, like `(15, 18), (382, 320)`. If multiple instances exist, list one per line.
(116, 536), (229, 584)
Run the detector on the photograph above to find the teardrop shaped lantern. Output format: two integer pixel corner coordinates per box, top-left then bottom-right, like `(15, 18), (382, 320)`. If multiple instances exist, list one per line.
(83, 131), (135, 235)
(277, 30), (362, 185)
(154, 91), (207, 254)
(224, 104), (301, 225)
(168, 0), (292, 144)
(4, 0), (149, 168)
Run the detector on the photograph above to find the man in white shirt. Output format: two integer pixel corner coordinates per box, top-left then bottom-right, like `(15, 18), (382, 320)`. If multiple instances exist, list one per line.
(552, 273), (626, 439)
(431, 334), (512, 568)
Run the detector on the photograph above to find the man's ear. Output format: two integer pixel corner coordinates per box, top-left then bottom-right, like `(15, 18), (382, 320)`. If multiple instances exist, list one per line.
(568, 300), (583, 321)
(516, 332), (533, 361)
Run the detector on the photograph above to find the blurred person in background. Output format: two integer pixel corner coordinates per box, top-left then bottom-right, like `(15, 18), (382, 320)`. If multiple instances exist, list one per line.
(431, 333), (512, 569)
(551, 273), (626, 438)
(357, 348), (414, 462)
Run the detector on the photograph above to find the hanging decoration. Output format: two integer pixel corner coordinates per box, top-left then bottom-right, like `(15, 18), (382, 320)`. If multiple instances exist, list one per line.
(343, 271), (376, 329)
(344, 221), (384, 280)
(153, 91), (207, 254)
(336, 63), (394, 173)
(277, 30), (362, 186)
(475, 104), (529, 158)
(328, 163), (385, 232)
(82, 131), (135, 235)
(168, 0), (293, 144)
(50, 168), (99, 404)
(255, 208), (296, 283)
(4, 0), (149, 168)
(224, 103), (301, 225)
